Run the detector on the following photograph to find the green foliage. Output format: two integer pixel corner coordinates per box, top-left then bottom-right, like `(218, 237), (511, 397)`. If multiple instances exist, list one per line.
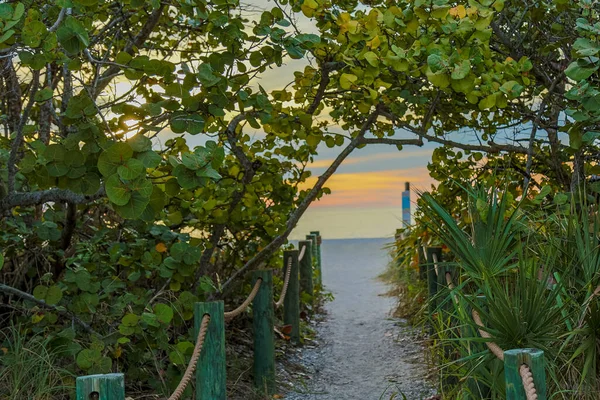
(408, 184), (600, 399)
(1, 0), (599, 396)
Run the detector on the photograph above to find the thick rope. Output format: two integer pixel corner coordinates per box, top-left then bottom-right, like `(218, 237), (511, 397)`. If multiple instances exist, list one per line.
(471, 309), (505, 361)
(275, 256), (293, 308)
(298, 245), (306, 262)
(168, 314), (210, 400)
(224, 279), (262, 321)
(520, 364), (539, 400)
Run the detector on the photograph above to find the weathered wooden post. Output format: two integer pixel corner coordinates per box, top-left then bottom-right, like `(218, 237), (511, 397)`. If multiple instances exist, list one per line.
(298, 240), (314, 301)
(505, 349), (546, 400)
(306, 234), (320, 286)
(283, 249), (300, 344)
(309, 231), (322, 285)
(395, 229), (409, 281)
(252, 270), (275, 394)
(417, 245), (427, 281)
(426, 247), (442, 334)
(76, 373), (125, 400)
(195, 301), (226, 400)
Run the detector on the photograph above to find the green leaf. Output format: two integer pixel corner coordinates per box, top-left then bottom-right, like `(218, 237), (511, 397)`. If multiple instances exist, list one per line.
(141, 312), (160, 327)
(0, 29), (15, 44)
(114, 191), (151, 219)
(137, 150), (162, 168)
(478, 93), (497, 110)
(426, 69), (450, 88)
(57, 16), (90, 54)
(97, 142), (134, 177)
(554, 193), (568, 205)
(76, 349), (100, 370)
(451, 60), (470, 80)
(364, 51), (379, 67)
(573, 38), (600, 57)
(339, 73), (357, 90)
(45, 286), (63, 305)
(170, 114), (205, 135)
(565, 61), (598, 82)
(34, 87), (53, 102)
(105, 174), (132, 206)
(128, 134), (152, 152)
(427, 53), (447, 73)
(121, 313), (139, 327)
(533, 185), (552, 203)
(0, 253), (3, 271)
(154, 303), (174, 324)
(22, 19), (47, 48)
(197, 64), (221, 87)
(33, 285), (48, 301)
(44, 144), (65, 162)
(117, 158), (145, 180)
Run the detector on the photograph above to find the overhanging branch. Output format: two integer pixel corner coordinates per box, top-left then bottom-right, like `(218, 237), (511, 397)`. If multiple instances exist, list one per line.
(0, 188), (105, 213)
(217, 106), (383, 296)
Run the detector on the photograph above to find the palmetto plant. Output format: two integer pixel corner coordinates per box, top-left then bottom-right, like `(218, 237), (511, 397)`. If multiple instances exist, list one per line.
(417, 186), (600, 399)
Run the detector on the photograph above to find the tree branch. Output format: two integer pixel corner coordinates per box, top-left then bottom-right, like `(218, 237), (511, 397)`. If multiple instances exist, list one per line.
(358, 137), (423, 146)
(0, 283), (97, 335)
(217, 106), (383, 296)
(91, 5), (165, 99)
(306, 61), (346, 115)
(7, 70), (40, 193)
(0, 188), (105, 213)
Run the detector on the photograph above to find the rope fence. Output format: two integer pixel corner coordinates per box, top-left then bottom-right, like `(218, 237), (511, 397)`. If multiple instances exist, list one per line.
(275, 256), (292, 309)
(167, 314), (211, 400)
(430, 251), (543, 400)
(75, 232), (324, 400)
(224, 278), (262, 321)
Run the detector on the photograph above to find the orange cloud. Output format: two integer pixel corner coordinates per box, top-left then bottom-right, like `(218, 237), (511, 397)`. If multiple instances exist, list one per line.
(300, 167), (435, 208)
(305, 149), (433, 169)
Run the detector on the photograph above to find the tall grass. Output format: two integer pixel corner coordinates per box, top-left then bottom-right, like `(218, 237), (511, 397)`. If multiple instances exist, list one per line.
(0, 325), (75, 399)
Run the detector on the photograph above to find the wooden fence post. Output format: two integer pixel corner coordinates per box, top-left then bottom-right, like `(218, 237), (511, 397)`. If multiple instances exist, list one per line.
(298, 240), (314, 302)
(252, 270), (275, 394)
(283, 249), (300, 344)
(76, 373), (125, 400)
(417, 245), (427, 281)
(306, 234), (320, 286)
(310, 231), (322, 286)
(426, 247), (442, 333)
(505, 349), (546, 400)
(195, 301), (226, 400)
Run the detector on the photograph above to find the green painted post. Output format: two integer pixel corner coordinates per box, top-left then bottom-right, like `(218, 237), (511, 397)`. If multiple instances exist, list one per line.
(310, 231), (322, 286)
(195, 301), (226, 400)
(306, 234), (320, 286)
(298, 240), (314, 302)
(505, 349), (546, 400)
(252, 270), (275, 394)
(283, 249), (300, 344)
(76, 373), (125, 400)
(417, 246), (427, 281)
(426, 247), (442, 334)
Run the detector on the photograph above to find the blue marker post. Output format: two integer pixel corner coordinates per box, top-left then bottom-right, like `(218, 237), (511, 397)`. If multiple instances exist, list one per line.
(402, 182), (411, 229)
(398, 182), (411, 280)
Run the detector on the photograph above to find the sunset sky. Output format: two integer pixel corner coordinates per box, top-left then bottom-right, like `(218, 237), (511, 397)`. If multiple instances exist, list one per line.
(289, 140), (437, 240)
